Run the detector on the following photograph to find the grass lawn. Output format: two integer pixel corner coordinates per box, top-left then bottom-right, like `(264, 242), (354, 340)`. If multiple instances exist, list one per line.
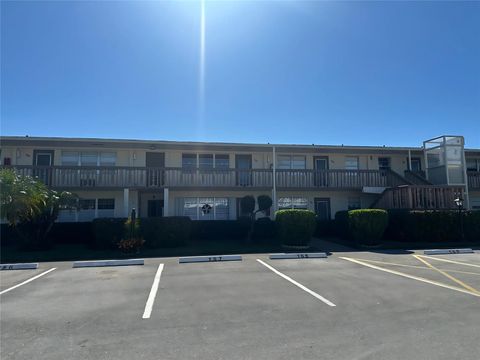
(0, 239), (288, 263)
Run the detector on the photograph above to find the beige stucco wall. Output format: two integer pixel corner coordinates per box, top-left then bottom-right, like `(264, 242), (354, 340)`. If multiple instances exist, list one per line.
(1, 144), (428, 175)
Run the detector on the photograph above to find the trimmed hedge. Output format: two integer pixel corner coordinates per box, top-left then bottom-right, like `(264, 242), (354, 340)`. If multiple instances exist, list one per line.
(334, 210), (350, 240)
(385, 210), (480, 243)
(275, 209), (316, 247)
(1, 222), (94, 247)
(190, 219), (251, 241)
(252, 217), (277, 240)
(348, 209), (388, 245)
(142, 217), (192, 248)
(92, 218), (126, 249)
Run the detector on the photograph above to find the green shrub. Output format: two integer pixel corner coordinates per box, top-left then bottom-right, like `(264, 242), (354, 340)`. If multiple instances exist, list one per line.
(314, 219), (335, 238)
(385, 210), (480, 243)
(275, 209), (316, 247)
(348, 209), (388, 245)
(252, 217), (276, 240)
(48, 222), (94, 245)
(92, 218), (126, 249)
(142, 217), (192, 248)
(464, 211), (480, 242)
(190, 219), (250, 241)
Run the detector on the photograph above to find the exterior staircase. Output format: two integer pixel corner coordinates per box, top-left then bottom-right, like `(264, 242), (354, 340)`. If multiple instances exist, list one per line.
(404, 170), (432, 185)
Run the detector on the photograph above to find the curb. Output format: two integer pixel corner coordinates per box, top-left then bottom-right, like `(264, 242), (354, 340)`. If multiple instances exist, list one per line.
(179, 255), (242, 264)
(424, 248), (474, 255)
(269, 253), (328, 260)
(0, 263), (39, 270)
(73, 259), (144, 268)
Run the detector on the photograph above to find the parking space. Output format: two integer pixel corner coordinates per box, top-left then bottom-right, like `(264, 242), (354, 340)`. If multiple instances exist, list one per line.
(1, 252), (479, 359)
(0, 263), (57, 294)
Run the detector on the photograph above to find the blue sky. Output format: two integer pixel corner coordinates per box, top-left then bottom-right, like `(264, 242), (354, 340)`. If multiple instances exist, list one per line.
(1, 1), (479, 148)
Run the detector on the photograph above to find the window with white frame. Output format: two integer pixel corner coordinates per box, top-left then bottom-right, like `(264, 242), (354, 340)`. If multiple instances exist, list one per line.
(345, 157), (359, 170)
(97, 198), (115, 217)
(278, 197), (308, 210)
(182, 154), (230, 169)
(61, 151), (117, 166)
(57, 198), (115, 222)
(78, 199), (96, 221)
(182, 197), (230, 220)
(347, 197), (361, 210)
(378, 157), (391, 171)
(277, 155), (306, 169)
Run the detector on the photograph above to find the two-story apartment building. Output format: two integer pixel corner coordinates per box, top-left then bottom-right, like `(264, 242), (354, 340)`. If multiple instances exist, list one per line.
(1, 135), (479, 222)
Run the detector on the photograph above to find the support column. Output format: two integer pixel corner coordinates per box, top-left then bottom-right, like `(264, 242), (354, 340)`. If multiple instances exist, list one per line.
(272, 146), (277, 218)
(408, 149), (412, 171)
(163, 188), (169, 217)
(123, 188), (130, 217)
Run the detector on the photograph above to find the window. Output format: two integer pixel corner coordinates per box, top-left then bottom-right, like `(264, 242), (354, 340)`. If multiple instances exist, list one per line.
(81, 152), (98, 166)
(97, 198), (115, 210)
(278, 197), (308, 210)
(79, 199), (95, 210)
(61, 151), (79, 166)
(466, 159), (479, 172)
(97, 198), (115, 218)
(182, 197), (230, 220)
(277, 155), (306, 169)
(378, 157), (391, 171)
(182, 154), (230, 169)
(345, 157), (359, 170)
(199, 154), (214, 169)
(348, 197), (361, 210)
(215, 154), (230, 169)
(182, 154), (197, 168)
(411, 158), (422, 172)
(78, 199), (96, 222)
(100, 152), (116, 166)
(61, 151), (116, 166)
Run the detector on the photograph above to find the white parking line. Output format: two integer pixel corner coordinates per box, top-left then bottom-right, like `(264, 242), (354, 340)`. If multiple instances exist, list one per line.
(256, 259), (336, 307)
(142, 264), (164, 319)
(419, 255), (480, 268)
(341, 257), (480, 298)
(0, 268), (57, 295)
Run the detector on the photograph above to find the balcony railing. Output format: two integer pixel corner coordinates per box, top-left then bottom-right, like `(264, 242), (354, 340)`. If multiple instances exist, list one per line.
(467, 171), (480, 189)
(2, 166), (407, 190)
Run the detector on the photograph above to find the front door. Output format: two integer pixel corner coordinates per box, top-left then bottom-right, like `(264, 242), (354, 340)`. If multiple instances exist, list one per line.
(314, 156), (329, 187)
(314, 198), (331, 220)
(146, 152), (165, 187)
(33, 150), (54, 185)
(235, 154), (252, 186)
(147, 199), (164, 217)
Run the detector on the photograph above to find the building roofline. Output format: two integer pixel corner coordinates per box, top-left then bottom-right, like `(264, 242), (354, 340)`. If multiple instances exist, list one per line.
(0, 135), (479, 153)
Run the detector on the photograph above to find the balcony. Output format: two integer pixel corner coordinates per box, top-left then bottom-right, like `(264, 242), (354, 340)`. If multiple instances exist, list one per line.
(3, 166), (407, 190)
(467, 171), (480, 190)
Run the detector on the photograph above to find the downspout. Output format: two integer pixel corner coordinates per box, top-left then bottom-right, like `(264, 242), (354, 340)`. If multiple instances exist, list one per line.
(408, 150), (412, 171)
(461, 140), (470, 210)
(272, 146), (277, 219)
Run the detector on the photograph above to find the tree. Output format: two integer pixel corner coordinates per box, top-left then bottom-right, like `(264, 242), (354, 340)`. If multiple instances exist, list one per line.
(257, 195), (273, 215)
(0, 169), (78, 249)
(239, 195), (255, 218)
(239, 194), (273, 241)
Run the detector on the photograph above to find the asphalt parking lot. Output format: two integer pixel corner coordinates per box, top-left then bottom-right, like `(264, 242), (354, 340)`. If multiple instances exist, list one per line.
(1, 251), (479, 360)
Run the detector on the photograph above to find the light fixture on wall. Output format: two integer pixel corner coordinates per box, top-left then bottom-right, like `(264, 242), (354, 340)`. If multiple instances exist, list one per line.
(16, 148), (21, 159)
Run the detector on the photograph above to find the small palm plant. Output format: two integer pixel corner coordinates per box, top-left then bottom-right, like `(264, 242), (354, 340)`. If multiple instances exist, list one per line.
(1, 169), (78, 249)
(118, 210), (145, 253)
